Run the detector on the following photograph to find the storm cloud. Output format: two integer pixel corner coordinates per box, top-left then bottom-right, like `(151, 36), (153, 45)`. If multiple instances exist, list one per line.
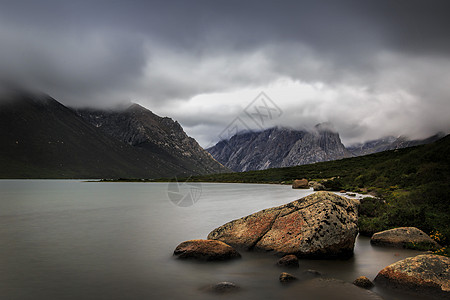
(0, 0), (449, 146)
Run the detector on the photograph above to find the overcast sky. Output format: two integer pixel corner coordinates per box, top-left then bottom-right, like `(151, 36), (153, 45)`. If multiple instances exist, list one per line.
(1, 0), (449, 146)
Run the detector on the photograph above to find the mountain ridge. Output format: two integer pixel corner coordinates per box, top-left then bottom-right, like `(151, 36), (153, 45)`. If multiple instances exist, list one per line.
(207, 125), (352, 172)
(0, 91), (227, 178)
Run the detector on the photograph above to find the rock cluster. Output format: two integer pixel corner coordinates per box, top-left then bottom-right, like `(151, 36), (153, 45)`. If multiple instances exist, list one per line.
(208, 191), (359, 258)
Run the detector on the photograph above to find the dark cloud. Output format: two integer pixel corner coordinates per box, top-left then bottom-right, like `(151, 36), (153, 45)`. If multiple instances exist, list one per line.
(0, 0), (449, 144)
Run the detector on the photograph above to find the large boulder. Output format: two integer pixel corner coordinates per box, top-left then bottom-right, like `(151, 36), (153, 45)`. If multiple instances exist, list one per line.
(292, 179), (309, 189)
(207, 191), (359, 258)
(375, 254), (450, 297)
(173, 239), (241, 261)
(371, 227), (441, 249)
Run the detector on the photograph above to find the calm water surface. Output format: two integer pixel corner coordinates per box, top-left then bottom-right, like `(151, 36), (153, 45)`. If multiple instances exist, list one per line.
(0, 180), (431, 299)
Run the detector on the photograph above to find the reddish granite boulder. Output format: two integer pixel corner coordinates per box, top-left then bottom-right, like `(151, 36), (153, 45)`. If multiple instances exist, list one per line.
(375, 254), (450, 297)
(174, 239), (241, 261)
(208, 191), (359, 258)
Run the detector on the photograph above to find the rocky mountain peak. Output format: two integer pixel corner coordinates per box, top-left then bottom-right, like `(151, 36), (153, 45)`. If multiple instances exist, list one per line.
(207, 125), (352, 172)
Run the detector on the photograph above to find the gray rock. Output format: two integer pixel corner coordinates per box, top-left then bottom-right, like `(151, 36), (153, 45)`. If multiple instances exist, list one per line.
(208, 191), (359, 258)
(371, 227), (441, 249)
(375, 254), (450, 297)
(173, 239), (241, 261)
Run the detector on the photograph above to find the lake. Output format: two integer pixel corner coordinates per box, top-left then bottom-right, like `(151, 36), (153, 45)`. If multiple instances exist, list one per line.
(0, 180), (432, 299)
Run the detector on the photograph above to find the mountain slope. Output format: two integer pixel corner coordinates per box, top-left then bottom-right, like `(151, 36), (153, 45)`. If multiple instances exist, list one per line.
(207, 124), (352, 172)
(76, 104), (228, 175)
(0, 91), (226, 178)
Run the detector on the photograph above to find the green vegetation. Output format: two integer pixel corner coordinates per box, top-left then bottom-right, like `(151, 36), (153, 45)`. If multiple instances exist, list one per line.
(184, 135), (450, 250)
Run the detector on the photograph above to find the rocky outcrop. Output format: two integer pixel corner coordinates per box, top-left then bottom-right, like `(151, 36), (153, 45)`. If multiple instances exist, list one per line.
(207, 191), (359, 258)
(292, 179), (309, 189)
(77, 104), (229, 176)
(173, 239), (241, 261)
(353, 276), (374, 289)
(371, 227), (441, 249)
(375, 254), (450, 297)
(207, 125), (353, 172)
(277, 254), (299, 268)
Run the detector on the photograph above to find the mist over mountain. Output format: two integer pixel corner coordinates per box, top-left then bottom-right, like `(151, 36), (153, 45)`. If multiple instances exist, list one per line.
(347, 133), (446, 156)
(207, 124), (444, 172)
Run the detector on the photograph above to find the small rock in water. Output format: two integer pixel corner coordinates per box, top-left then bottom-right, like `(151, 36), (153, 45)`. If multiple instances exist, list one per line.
(280, 272), (297, 283)
(210, 282), (240, 293)
(303, 269), (322, 277)
(277, 254), (299, 268)
(353, 276), (374, 289)
(173, 239), (241, 261)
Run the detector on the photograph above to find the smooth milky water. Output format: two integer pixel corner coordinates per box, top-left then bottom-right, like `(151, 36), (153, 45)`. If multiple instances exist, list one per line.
(0, 180), (432, 300)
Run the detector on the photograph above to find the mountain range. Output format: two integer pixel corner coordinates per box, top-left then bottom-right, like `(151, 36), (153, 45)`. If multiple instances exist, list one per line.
(0, 90), (227, 178)
(207, 124), (352, 172)
(207, 125), (444, 172)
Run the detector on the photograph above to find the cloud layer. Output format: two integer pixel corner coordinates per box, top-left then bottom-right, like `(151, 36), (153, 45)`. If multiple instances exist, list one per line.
(1, 0), (449, 146)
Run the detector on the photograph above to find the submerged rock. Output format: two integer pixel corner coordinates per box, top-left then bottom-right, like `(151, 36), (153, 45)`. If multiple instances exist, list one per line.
(279, 272), (297, 283)
(206, 282), (240, 293)
(292, 179), (309, 189)
(173, 239), (241, 261)
(207, 191), (359, 258)
(353, 276), (374, 289)
(371, 227), (441, 249)
(277, 254), (299, 268)
(375, 254), (450, 297)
